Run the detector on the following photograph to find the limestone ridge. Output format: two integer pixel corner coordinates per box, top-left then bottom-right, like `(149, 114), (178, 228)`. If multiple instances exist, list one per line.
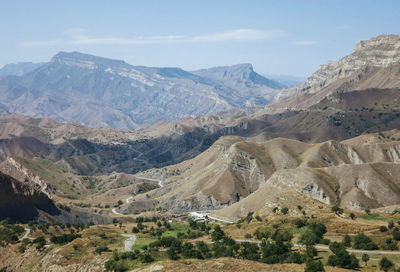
(0, 52), (283, 129)
(276, 34), (400, 101)
(122, 134), (400, 217)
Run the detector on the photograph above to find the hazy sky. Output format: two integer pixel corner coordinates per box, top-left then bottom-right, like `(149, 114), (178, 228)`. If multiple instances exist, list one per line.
(1, 0), (399, 77)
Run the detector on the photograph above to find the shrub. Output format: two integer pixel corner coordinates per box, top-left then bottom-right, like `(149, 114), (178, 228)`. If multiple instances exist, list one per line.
(379, 226), (388, 232)
(281, 207), (289, 215)
(140, 253), (154, 263)
(342, 235), (351, 247)
(353, 233), (378, 250)
(361, 253), (369, 266)
(327, 242), (359, 269)
(132, 227), (139, 233)
(331, 206), (343, 215)
(293, 218), (307, 228)
(211, 225), (225, 242)
(320, 238), (330, 245)
(239, 242), (260, 261)
(95, 246), (111, 254)
(50, 234), (81, 245)
(305, 260), (324, 272)
(379, 257), (394, 272)
(299, 229), (319, 246)
(392, 228), (400, 241)
(286, 252), (304, 264)
(254, 230), (270, 240)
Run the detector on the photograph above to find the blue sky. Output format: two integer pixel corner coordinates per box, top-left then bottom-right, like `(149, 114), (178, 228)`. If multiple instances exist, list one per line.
(1, 0), (399, 77)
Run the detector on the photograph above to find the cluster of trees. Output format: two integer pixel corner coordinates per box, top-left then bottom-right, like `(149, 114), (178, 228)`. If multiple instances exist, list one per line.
(131, 220), (172, 235)
(0, 221), (24, 245)
(32, 236), (46, 251)
(327, 242), (359, 269)
(129, 224), (325, 270)
(298, 222), (328, 246)
(105, 250), (154, 271)
(50, 233), (81, 245)
(27, 220), (90, 233)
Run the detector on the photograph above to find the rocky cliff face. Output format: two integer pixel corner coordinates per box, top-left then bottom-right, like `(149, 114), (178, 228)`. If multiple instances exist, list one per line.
(276, 34), (400, 101)
(0, 171), (60, 222)
(0, 157), (53, 197)
(124, 132), (400, 217)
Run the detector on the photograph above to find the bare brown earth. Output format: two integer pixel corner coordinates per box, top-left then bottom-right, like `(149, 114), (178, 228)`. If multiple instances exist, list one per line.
(131, 258), (353, 272)
(124, 130), (400, 221)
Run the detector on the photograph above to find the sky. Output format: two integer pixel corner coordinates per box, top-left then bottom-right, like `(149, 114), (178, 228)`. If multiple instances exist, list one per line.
(1, 0), (399, 77)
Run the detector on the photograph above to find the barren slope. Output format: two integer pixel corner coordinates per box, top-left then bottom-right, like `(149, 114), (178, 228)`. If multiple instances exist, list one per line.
(124, 132), (400, 220)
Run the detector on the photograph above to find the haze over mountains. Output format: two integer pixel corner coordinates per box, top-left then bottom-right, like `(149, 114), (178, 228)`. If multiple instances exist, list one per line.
(0, 52), (284, 129)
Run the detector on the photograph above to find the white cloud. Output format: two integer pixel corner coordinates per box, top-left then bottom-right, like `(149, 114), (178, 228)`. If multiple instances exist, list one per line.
(294, 40), (317, 46)
(19, 28), (285, 47)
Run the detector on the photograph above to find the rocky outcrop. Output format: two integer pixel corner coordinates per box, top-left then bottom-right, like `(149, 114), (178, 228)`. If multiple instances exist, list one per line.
(275, 34), (400, 105)
(125, 133), (400, 217)
(0, 157), (53, 197)
(0, 171), (60, 222)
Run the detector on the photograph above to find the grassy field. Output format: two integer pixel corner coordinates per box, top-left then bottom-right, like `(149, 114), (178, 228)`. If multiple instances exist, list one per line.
(318, 249), (400, 271)
(131, 221), (191, 251)
(361, 214), (389, 221)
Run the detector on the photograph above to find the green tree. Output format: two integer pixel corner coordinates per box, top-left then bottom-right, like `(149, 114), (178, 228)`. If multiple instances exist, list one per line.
(327, 242), (359, 269)
(353, 233), (378, 250)
(137, 222), (145, 231)
(361, 253), (369, 267)
(299, 229), (319, 246)
(166, 247), (180, 260)
(281, 207), (289, 215)
(132, 227), (139, 233)
(379, 257), (394, 272)
(305, 260), (325, 272)
(349, 213), (356, 220)
(305, 245), (318, 259)
(211, 225), (225, 242)
(342, 235), (352, 247)
(379, 226), (388, 232)
(140, 253), (154, 263)
(239, 242), (260, 261)
(195, 241), (210, 259)
(331, 205), (343, 215)
(392, 228), (400, 241)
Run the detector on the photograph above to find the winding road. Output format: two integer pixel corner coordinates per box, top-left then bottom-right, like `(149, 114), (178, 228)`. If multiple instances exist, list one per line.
(135, 176), (165, 188)
(19, 228), (31, 241)
(111, 177), (165, 215)
(111, 208), (123, 215)
(121, 234), (136, 252)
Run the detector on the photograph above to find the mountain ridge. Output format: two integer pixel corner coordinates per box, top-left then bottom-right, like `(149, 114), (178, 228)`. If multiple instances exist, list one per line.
(0, 52), (284, 129)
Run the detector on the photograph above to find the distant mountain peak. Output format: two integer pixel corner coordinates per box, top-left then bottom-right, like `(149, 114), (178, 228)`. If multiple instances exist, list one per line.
(51, 51), (130, 69)
(192, 63), (284, 90)
(0, 62), (44, 77)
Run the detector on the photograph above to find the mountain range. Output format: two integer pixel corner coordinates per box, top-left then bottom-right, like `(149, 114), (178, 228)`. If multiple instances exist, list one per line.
(0, 34), (400, 223)
(0, 52), (284, 129)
